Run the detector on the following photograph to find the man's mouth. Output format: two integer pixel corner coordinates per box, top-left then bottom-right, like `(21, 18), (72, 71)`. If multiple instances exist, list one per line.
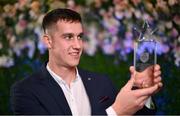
(69, 52), (80, 57)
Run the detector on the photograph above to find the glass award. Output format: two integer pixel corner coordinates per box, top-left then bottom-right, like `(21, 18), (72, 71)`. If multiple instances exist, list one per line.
(133, 21), (157, 88)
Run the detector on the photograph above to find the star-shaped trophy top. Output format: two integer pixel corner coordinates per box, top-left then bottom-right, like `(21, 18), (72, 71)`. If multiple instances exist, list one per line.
(134, 20), (158, 42)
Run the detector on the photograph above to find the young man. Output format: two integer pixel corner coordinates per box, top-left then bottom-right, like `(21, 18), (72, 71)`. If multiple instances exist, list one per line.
(10, 8), (162, 115)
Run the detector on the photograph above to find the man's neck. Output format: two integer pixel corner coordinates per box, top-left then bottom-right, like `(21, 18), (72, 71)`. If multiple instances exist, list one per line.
(47, 62), (76, 86)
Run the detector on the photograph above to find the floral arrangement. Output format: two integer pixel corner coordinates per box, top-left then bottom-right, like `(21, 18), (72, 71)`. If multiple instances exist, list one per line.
(0, 0), (179, 67)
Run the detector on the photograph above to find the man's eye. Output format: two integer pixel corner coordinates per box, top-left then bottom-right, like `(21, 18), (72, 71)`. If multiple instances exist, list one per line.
(78, 35), (84, 40)
(64, 35), (73, 40)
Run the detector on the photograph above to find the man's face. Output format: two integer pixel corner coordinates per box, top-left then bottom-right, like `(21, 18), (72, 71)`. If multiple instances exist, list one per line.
(47, 21), (84, 68)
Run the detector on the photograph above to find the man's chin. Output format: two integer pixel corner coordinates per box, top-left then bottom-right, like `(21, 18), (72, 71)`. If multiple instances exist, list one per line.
(68, 61), (80, 68)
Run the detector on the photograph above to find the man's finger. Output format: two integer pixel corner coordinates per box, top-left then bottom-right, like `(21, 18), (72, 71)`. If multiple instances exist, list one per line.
(129, 66), (135, 74)
(124, 77), (135, 90)
(154, 71), (161, 77)
(158, 82), (163, 88)
(154, 64), (160, 71)
(154, 76), (162, 83)
(136, 95), (149, 106)
(154, 82), (163, 94)
(134, 84), (158, 97)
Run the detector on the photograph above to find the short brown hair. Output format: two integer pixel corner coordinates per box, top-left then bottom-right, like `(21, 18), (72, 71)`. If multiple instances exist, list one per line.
(42, 8), (82, 34)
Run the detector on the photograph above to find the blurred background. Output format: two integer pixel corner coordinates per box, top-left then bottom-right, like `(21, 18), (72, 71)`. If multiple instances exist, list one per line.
(0, 0), (179, 114)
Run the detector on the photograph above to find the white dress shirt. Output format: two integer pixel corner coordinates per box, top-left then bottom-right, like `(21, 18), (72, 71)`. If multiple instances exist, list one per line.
(47, 65), (91, 115)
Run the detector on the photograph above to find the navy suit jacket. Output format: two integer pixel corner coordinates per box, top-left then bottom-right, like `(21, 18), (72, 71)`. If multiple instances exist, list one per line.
(10, 64), (156, 115)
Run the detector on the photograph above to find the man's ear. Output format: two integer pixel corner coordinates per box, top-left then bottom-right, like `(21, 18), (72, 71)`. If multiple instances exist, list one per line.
(43, 34), (52, 49)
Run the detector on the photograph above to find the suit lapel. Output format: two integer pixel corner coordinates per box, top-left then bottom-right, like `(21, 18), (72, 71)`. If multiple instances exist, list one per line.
(78, 68), (108, 115)
(39, 65), (72, 115)
(78, 69), (97, 113)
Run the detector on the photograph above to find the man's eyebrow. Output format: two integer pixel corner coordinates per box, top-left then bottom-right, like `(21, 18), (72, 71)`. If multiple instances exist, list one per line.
(78, 32), (84, 36)
(61, 33), (74, 37)
(61, 32), (84, 36)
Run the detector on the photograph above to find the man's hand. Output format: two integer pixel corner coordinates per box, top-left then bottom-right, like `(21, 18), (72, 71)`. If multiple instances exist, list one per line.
(112, 77), (159, 115)
(130, 64), (163, 91)
(152, 64), (163, 93)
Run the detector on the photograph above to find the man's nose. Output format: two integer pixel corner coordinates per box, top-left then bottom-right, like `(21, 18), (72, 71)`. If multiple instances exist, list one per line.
(72, 38), (81, 49)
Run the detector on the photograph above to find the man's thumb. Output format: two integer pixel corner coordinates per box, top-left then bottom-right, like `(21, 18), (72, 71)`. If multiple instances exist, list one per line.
(129, 66), (135, 74)
(124, 77), (135, 90)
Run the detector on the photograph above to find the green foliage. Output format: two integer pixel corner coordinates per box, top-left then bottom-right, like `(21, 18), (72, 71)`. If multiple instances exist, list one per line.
(80, 52), (131, 88)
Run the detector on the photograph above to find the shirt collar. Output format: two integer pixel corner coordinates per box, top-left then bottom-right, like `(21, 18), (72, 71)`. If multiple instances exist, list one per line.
(46, 64), (80, 85)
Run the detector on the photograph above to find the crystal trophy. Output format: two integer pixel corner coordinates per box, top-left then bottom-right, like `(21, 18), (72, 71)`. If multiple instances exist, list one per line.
(133, 21), (157, 88)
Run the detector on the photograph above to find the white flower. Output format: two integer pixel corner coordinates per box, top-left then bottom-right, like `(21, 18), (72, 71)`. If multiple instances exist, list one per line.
(134, 10), (141, 19)
(15, 19), (27, 34)
(174, 49), (180, 66)
(0, 55), (14, 68)
(102, 38), (116, 55)
(0, 42), (2, 49)
(34, 27), (47, 54)
(12, 39), (35, 58)
(83, 24), (98, 56)
(168, 0), (178, 6)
